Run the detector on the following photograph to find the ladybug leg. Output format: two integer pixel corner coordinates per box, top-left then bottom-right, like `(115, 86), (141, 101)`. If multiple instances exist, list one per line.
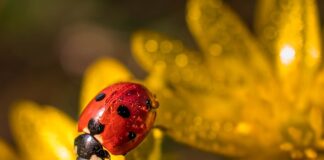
(74, 133), (110, 160)
(88, 118), (105, 135)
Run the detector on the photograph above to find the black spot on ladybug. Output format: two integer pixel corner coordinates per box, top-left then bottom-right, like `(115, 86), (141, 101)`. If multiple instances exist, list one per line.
(126, 89), (137, 96)
(128, 132), (136, 140)
(88, 119), (105, 135)
(117, 105), (130, 118)
(95, 93), (106, 101)
(145, 99), (152, 110)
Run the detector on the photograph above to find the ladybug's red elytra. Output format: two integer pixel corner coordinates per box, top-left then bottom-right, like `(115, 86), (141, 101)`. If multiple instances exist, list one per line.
(74, 82), (159, 160)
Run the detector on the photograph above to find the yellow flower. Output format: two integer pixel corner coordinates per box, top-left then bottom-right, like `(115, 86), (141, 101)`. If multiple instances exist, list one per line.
(0, 139), (17, 160)
(130, 0), (324, 159)
(2, 0), (324, 159)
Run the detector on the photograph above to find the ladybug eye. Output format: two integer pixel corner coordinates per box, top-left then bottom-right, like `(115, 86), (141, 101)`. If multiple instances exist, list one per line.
(128, 132), (136, 140)
(95, 93), (106, 101)
(117, 105), (130, 118)
(145, 99), (152, 110)
(96, 149), (109, 158)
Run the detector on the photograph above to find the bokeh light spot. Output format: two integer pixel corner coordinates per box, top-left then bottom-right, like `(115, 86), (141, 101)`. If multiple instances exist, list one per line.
(145, 40), (158, 52)
(175, 54), (188, 67)
(280, 45), (296, 65)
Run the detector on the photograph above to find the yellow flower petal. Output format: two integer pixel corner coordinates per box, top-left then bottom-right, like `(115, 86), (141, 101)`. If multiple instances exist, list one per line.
(0, 139), (17, 160)
(255, 0), (322, 107)
(10, 101), (77, 160)
(187, 0), (273, 88)
(127, 128), (163, 160)
(309, 106), (322, 140)
(111, 155), (126, 160)
(131, 30), (214, 91)
(131, 31), (202, 71)
(311, 70), (324, 107)
(149, 74), (276, 157)
(80, 58), (133, 112)
(131, 31), (280, 157)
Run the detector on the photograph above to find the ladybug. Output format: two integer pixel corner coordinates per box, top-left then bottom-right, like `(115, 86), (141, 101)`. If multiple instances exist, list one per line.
(74, 82), (159, 160)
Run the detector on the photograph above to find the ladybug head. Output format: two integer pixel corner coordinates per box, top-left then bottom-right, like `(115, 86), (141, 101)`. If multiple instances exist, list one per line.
(74, 133), (110, 160)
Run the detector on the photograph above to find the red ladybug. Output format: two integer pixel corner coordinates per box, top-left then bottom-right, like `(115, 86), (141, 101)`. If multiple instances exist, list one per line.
(74, 82), (159, 160)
